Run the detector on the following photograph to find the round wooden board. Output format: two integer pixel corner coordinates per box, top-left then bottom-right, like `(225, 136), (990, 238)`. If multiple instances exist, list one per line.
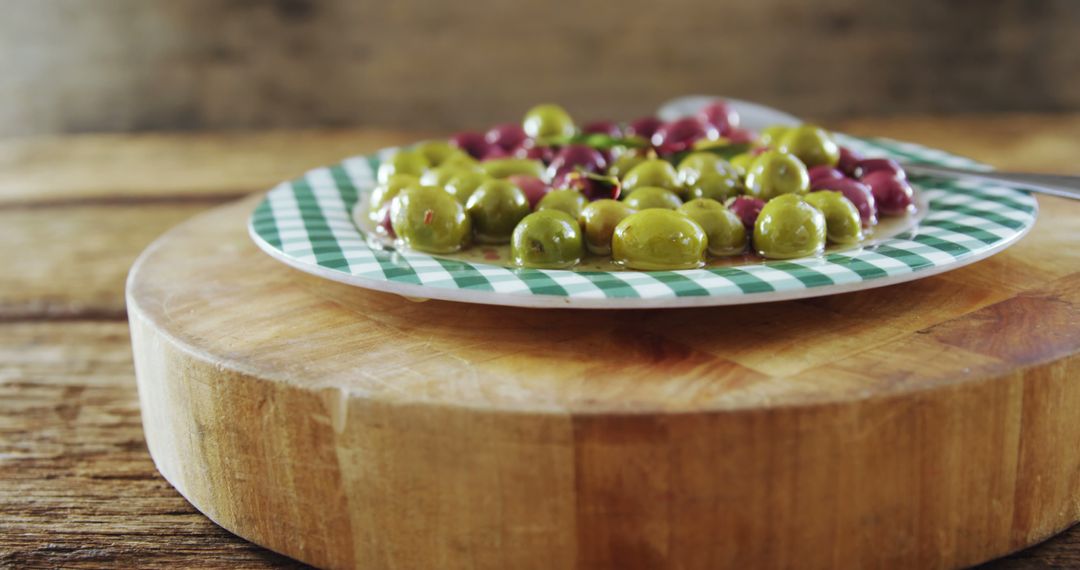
(128, 194), (1080, 570)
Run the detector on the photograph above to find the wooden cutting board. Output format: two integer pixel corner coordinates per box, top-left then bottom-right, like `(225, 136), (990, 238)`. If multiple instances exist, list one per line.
(127, 194), (1080, 570)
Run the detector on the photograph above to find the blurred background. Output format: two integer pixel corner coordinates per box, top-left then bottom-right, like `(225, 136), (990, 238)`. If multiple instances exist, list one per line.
(2, 0), (1078, 137)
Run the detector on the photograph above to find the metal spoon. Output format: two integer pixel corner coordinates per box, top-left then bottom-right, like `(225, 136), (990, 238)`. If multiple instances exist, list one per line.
(658, 95), (1080, 200)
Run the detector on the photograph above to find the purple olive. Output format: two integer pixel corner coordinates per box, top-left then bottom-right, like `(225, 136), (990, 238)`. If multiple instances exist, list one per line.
(450, 132), (490, 159)
(808, 165), (845, 185)
(553, 171), (620, 201)
(728, 196), (766, 230)
(512, 141), (556, 164)
(481, 145), (511, 160)
(546, 144), (607, 181)
(651, 117), (720, 155)
(626, 116), (663, 139)
(485, 123), (527, 151)
(583, 120), (622, 137)
(838, 146), (863, 176)
(725, 128), (756, 144)
(861, 171), (914, 215)
(856, 158), (906, 180)
(697, 100), (740, 134)
(378, 206), (396, 238)
(508, 175), (551, 208)
(811, 177), (877, 226)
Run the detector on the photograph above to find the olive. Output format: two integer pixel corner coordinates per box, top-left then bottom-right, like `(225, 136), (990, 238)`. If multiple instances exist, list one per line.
(367, 173), (421, 223)
(678, 199), (747, 256)
(778, 125), (840, 168)
(389, 185), (472, 254)
(611, 209), (708, 270)
(536, 189), (589, 219)
(697, 100), (740, 133)
(729, 152), (756, 178)
(583, 120), (622, 137)
(861, 171), (915, 215)
(626, 117), (663, 139)
(512, 142), (556, 164)
(376, 150), (430, 184)
(450, 132), (490, 160)
(744, 150), (810, 200)
(511, 210), (583, 269)
(546, 144), (607, 182)
(677, 152), (738, 185)
(485, 123), (528, 151)
(465, 180), (531, 244)
(753, 194), (826, 259)
(623, 186), (683, 210)
(807, 165), (844, 185)
(481, 158), (545, 179)
(856, 158), (907, 180)
(414, 140), (467, 167)
(507, 175), (550, 207)
(803, 191), (864, 244)
(724, 128), (756, 144)
(579, 199), (635, 255)
(651, 118), (719, 155)
(727, 196), (766, 230)
(443, 171), (490, 205)
(607, 152), (648, 179)
(522, 103), (576, 140)
(838, 146), (863, 176)
(759, 124), (791, 147)
(419, 163), (479, 188)
(810, 178), (877, 226)
(621, 159), (680, 192)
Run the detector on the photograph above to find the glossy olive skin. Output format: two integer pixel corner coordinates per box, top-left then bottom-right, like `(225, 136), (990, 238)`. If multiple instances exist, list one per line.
(778, 125), (840, 168)
(377, 150), (430, 184)
(678, 199), (747, 256)
(522, 103), (576, 140)
(804, 191), (863, 244)
(443, 171), (489, 204)
(759, 125), (791, 147)
(511, 210), (584, 269)
(419, 164), (478, 188)
(621, 159), (680, 192)
(729, 152), (756, 178)
(607, 153), (648, 179)
(368, 173), (420, 223)
(677, 152), (738, 185)
(579, 199), (635, 255)
(465, 180), (531, 244)
(611, 209), (707, 270)
(536, 189), (589, 219)
(744, 150), (810, 200)
(753, 194), (827, 259)
(623, 186), (683, 211)
(414, 140), (468, 166)
(390, 185), (471, 254)
(684, 172), (741, 202)
(481, 158), (545, 179)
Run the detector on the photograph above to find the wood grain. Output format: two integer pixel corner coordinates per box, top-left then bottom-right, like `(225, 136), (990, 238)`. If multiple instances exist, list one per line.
(126, 192), (1080, 569)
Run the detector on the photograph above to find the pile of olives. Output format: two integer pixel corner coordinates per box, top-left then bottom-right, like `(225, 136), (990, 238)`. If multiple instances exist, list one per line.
(366, 102), (915, 270)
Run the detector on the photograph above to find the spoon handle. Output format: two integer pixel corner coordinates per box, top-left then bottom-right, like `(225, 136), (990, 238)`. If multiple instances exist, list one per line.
(901, 164), (1080, 200)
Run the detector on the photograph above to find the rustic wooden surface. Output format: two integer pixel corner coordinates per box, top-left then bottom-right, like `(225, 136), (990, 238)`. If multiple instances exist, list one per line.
(3, 1), (1080, 137)
(2, 114), (1079, 569)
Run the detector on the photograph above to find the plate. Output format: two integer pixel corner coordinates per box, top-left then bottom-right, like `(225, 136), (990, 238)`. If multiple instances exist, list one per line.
(248, 134), (1037, 309)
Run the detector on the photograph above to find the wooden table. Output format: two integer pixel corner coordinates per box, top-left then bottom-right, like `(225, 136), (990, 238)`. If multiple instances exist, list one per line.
(1, 116), (1078, 569)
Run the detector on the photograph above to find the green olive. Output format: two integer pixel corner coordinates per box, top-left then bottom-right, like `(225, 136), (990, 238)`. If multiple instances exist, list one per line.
(804, 191), (863, 244)
(611, 209), (707, 270)
(536, 189), (589, 219)
(759, 124), (791, 147)
(778, 125), (840, 168)
(413, 140), (468, 167)
(367, 174), (420, 223)
(465, 180), (531, 244)
(389, 185), (471, 254)
(579, 199), (635, 255)
(621, 159), (679, 192)
(678, 199), (747, 256)
(419, 164), (479, 188)
(623, 186), (683, 210)
(444, 171), (490, 205)
(481, 158), (545, 179)
(522, 103), (576, 140)
(744, 150), (810, 200)
(729, 152), (756, 178)
(753, 194), (826, 259)
(377, 150), (430, 184)
(677, 152), (738, 186)
(511, 210), (583, 269)
(684, 172), (741, 202)
(607, 152), (647, 179)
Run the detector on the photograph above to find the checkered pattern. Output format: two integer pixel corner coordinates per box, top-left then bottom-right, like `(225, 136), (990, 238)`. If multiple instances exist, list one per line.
(249, 135), (1038, 306)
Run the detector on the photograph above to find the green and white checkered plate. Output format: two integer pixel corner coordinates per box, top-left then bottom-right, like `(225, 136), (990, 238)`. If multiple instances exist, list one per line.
(248, 134), (1037, 309)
